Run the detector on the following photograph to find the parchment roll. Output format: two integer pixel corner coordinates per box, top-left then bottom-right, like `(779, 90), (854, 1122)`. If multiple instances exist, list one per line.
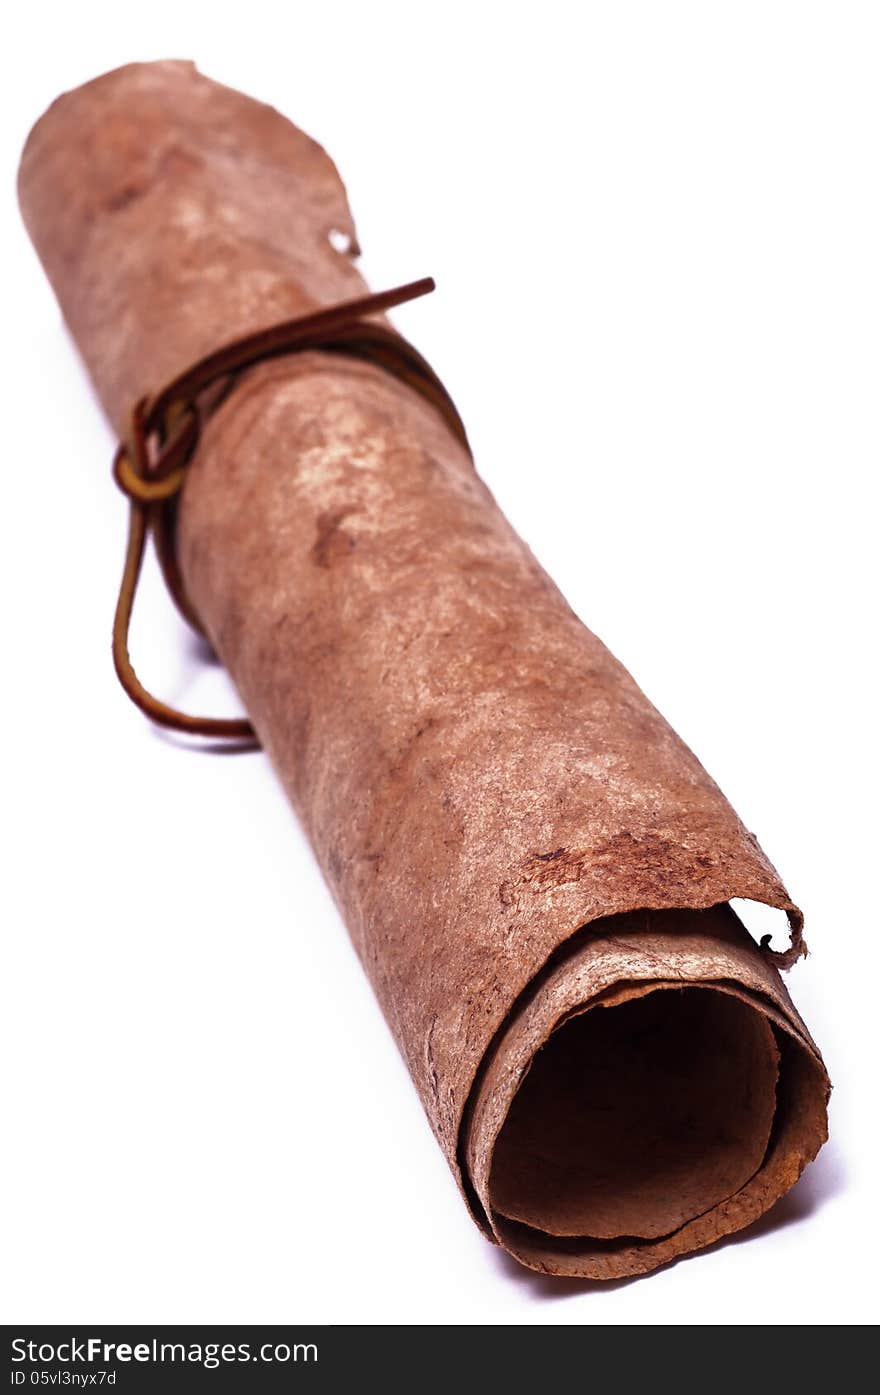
(19, 61), (829, 1279)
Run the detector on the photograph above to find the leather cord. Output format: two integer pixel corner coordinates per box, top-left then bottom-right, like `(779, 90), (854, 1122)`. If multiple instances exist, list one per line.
(111, 277), (470, 743)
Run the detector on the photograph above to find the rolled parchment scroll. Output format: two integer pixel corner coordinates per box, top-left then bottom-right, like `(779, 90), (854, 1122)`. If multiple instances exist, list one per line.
(19, 61), (829, 1279)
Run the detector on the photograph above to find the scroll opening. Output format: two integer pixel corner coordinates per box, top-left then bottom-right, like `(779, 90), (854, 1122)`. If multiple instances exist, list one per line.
(488, 986), (780, 1241)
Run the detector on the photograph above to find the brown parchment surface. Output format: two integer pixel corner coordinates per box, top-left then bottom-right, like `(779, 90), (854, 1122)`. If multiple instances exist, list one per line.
(19, 61), (829, 1278)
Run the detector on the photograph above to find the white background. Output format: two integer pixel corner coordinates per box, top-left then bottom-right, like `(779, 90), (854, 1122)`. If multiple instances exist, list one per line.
(2, 1), (876, 1325)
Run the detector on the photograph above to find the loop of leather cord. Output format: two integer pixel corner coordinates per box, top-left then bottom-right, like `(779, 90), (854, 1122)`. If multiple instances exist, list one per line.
(111, 276), (471, 743)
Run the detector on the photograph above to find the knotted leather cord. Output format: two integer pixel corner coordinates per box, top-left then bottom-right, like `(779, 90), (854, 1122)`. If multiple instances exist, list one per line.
(112, 277), (470, 742)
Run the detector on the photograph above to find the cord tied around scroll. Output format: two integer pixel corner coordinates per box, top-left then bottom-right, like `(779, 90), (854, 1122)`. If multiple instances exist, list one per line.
(111, 277), (470, 743)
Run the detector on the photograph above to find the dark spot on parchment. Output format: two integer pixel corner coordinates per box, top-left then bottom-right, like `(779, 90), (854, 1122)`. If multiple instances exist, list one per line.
(520, 831), (722, 896)
(498, 881), (515, 907)
(524, 847), (586, 889)
(311, 507), (358, 568)
(106, 183), (145, 212)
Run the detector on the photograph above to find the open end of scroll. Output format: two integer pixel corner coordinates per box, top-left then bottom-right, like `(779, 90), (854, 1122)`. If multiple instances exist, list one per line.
(489, 988), (778, 1240)
(462, 906), (829, 1278)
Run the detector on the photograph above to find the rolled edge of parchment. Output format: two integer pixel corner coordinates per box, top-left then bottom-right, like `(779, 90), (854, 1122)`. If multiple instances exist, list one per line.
(464, 905), (827, 1277)
(18, 61), (829, 1278)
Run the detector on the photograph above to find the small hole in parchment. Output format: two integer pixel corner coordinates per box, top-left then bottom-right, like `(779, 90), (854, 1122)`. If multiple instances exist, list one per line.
(327, 227), (355, 255)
